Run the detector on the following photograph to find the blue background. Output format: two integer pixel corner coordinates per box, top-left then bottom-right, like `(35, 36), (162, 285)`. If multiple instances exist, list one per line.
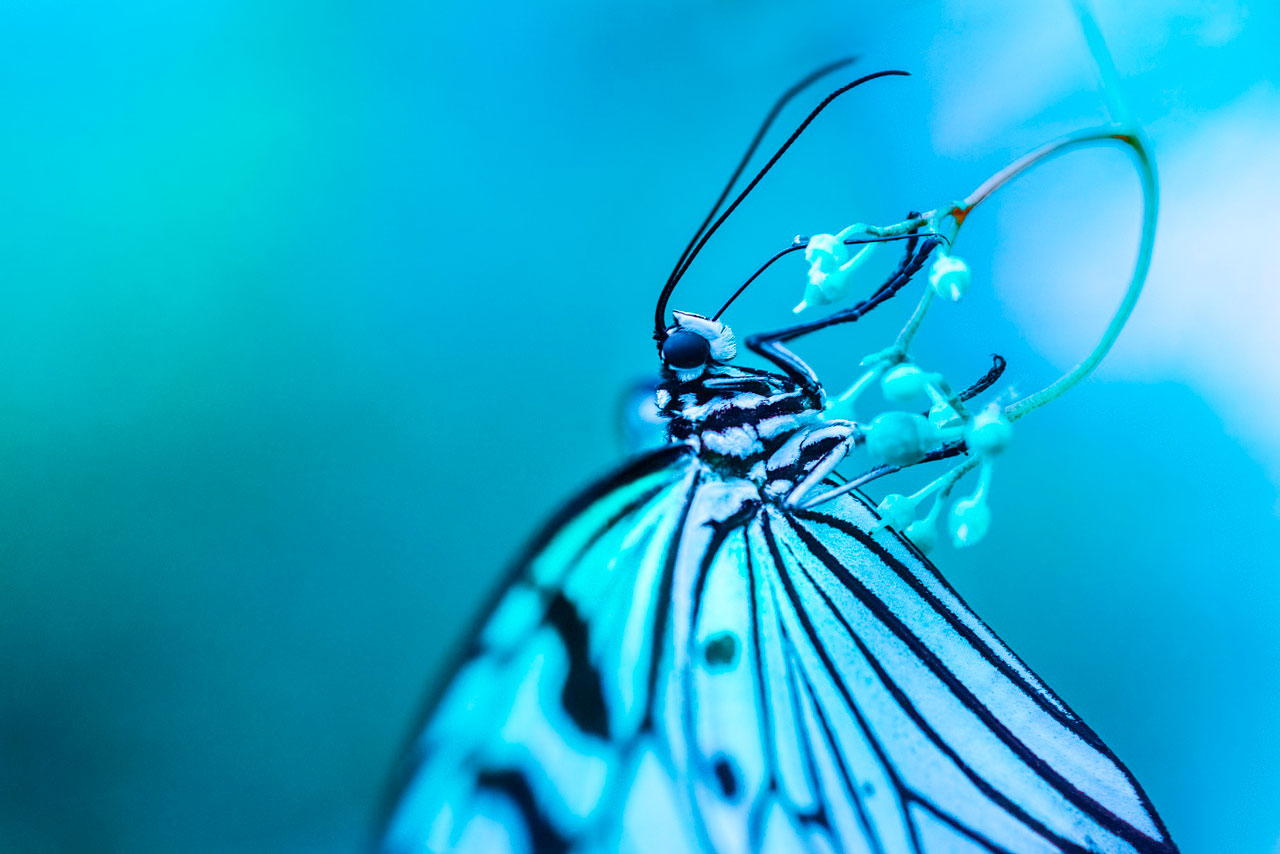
(1, 1), (1276, 851)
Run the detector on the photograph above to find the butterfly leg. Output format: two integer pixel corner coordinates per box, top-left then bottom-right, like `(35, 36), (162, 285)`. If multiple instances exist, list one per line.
(744, 234), (943, 398)
(769, 421), (862, 507)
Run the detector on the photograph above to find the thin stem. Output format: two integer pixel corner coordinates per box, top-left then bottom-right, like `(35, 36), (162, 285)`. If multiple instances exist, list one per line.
(1003, 130), (1157, 421)
(865, 11), (1159, 422)
(953, 125), (1137, 224)
(995, 0), (1157, 420)
(910, 456), (977, 506)
(800, 440), (968, 509)
(894, 287), (935, 353)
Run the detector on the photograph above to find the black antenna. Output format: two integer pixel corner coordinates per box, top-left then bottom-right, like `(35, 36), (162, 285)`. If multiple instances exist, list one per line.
(663, 58), (858, 301)
(711, 241), (807, 322)
(712, 231), (948, 322)
(654, 68), (911, 342)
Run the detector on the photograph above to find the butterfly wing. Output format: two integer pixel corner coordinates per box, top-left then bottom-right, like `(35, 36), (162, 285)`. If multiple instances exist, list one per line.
(677, 489), (1177, 854)
(381, 444), (713, 853)
(381, 449), (1176, 854)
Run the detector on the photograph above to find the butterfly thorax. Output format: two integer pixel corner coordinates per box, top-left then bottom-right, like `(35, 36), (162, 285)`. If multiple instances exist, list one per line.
(656, 363), (845, 493)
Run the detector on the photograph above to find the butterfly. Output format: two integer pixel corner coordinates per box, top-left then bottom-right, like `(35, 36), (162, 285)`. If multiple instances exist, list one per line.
(378, 56), (1177, 854)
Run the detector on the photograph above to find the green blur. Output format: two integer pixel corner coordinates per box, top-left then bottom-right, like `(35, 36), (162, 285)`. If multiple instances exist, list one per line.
(0, 1), (1275, 851)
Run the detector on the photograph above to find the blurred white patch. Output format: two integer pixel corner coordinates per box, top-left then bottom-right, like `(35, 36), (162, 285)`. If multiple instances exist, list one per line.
(927, 1), (1084, 152)
(928, 0), (1250, 151)
(994, 84), (1280, 492)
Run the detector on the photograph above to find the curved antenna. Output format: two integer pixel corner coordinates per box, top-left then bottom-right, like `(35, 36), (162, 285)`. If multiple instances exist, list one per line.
(664, 58), (858, 298)
(711, 231), (946, 322)
(654, 69), (911, 342)
(711, 241), (807, 322)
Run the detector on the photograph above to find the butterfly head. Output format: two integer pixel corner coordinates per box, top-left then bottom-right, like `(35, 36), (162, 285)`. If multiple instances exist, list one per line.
(660, 311), (737, 382)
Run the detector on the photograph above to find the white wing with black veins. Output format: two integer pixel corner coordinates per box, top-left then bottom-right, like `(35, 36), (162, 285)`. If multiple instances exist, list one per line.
(381, 445), (1176, 854)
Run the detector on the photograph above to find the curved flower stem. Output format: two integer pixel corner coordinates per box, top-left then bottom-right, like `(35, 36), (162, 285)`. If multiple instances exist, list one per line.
(872, 0), (1158, 424)
(1000, 128), (1156, 421)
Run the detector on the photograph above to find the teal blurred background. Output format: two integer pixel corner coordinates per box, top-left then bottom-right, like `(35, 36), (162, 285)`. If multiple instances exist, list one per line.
(1, 0), (1276, 851)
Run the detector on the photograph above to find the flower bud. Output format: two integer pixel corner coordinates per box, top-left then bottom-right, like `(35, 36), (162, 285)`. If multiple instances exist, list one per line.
(906, 516), (939, 554)
(966, 409), (1012, 457)
(864, 412), (938, 466)
(875, 493), (917, 531)
(929, 254), (971, 301)
(948, 494), (991, 547)
(880, 364), (930, 404)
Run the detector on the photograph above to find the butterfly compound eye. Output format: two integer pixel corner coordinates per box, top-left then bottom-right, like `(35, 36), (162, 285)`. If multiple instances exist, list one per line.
(662, 330), (712, 370)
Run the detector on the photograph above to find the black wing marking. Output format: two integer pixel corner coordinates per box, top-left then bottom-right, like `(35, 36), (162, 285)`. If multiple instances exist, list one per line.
(673, 489), (1176, 854)
(381, 449), (1177, 854)
(771, 493), (1173, 852)
(380, 445), (711, 853)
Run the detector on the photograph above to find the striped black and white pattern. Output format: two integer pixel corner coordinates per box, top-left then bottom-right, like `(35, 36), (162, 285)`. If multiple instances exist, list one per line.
(380, 434), (1176, 853)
